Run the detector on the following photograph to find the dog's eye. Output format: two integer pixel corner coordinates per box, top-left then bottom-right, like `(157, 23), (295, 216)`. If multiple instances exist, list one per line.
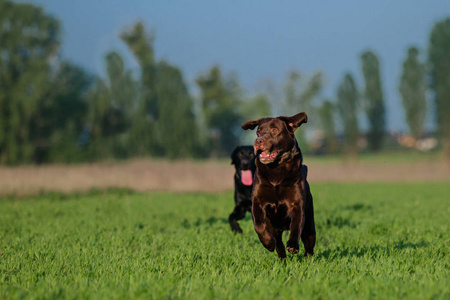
(270, 128), (279, 134)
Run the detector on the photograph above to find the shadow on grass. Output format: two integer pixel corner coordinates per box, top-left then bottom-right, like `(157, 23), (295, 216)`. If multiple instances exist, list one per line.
(343, 203), (373, 211)
(317, 202), (374, 230)
(181, 216), (230, 229)
(316, 239), (428, 260)
(0, 188), (137, 202)
(323, 215), (359, 229)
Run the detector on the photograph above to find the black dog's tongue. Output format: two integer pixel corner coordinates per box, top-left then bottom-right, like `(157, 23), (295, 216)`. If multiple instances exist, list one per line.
(241, 170), (253, 186)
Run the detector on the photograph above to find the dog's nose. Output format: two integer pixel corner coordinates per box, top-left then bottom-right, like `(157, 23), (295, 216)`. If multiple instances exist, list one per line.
(255, 137), (264, 149)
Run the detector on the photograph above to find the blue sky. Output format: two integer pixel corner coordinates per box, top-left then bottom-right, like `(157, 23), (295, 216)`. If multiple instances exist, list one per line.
(26, 0), (450, 131)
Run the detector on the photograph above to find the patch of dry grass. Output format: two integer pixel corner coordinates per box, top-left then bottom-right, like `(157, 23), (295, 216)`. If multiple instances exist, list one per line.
(0, 158), (449, 196)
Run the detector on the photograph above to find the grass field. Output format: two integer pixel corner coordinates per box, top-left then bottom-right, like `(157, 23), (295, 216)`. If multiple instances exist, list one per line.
(1, 183), (449, 299)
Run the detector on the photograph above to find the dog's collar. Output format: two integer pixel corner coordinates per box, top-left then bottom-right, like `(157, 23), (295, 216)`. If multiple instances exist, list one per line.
(278, 143), (300, 164)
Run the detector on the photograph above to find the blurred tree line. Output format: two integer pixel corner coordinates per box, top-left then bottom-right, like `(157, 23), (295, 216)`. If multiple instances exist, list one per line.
(1, 0), (450, 164)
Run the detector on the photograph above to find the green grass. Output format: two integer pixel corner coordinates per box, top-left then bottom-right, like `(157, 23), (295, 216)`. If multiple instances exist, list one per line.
(1, 183), (449, 299)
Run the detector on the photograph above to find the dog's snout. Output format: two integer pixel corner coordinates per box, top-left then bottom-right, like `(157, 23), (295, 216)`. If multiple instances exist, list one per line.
(255, 137), (264, 149)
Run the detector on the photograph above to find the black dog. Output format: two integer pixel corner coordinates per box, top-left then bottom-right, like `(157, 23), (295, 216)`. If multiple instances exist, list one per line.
(229, 146), (256, 233)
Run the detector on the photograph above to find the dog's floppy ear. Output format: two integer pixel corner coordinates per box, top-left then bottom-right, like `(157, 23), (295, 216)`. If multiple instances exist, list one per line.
(279, 112), (308, 131)
(241, 118), (269, 130)
(230, 146), (240, 165)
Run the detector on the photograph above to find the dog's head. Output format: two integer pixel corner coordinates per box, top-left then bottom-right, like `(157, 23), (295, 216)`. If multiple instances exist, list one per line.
(231, 145), (255, 186)
(241, 112), (307, 164)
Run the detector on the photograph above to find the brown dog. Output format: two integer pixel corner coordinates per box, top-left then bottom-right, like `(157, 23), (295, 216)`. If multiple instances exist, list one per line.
(241, 112), (316, 259)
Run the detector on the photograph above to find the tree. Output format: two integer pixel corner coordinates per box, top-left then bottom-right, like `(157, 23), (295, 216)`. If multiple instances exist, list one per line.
(283, 71), (302, 115)
(429, 18), (450, 159)
(0, 0), (92, 164)
(120, 22), (159, 155)
(240, 93), (272, 145)
(196, 66), (242, 156)
(282, 70), (324, 153)
(104, 51), (139, 158)
(120, 22), (202, 158)
(241, 93), (272, 121)
(105, 52), (137, 116)
(318, 100), (338, 154)
(360, 50), (386, 152)
(156, 61), (199, 158)
(45, 62), (93, 162)
(85, 51), (137, 159)
(399, 47), (427, 141)
(0, 0), (60, 164)
(282, 70), (323, 116)
(337, 73), (360, 157)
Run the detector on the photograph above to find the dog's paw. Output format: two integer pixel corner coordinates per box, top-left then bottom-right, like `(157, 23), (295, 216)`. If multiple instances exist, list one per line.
(230, 222), (243, 234)
(286, 240), (300, 254)
(276, 247), (287, 259)
(230, 220), (242, 233)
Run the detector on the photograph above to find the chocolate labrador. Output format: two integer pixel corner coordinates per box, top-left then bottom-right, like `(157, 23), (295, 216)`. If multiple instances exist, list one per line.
(229, 146), (256, 233)
(241, 112), (316, 259)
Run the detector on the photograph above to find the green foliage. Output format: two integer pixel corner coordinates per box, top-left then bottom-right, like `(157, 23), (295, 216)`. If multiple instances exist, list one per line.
(399, 47), (427, 140)
(120, 23), (160, 156)
(240, 94), (272, 145)
(85, 52), (138, 159)
(118, 22), (202, 159)
(197, 66), (243, 156)
(282, 70), (324, 154)
(120, 22), (158, 120)
(361, 50), (386, 152)
(156, 61), (200, 158)
(82, 24), (203, 160)
(282, 71), (323, 117)
(1, 183), (449, 299)
(429, 18), (450, 158)
(2, 1), (450, 164)
(0, 1), (93, 164)
(105, 52), (137, 115)
(45, 62), (93, 163)
(241, 94), (272, 121)
(337, 73), (360, 157)
(0, 0), (60, 164)
(318, 100), (339, 154)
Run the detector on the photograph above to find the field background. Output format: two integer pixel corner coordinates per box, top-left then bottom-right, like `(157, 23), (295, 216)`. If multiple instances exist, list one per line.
(0, 152), (449, 195)
(1, 154), (449, 299)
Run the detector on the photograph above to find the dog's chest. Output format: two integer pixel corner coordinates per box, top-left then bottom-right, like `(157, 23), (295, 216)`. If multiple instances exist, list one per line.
(263, 170), (287, 187)
(276, 184), (299, 201)
(258, 161), (300, 187)
(265, 201), (291, 228)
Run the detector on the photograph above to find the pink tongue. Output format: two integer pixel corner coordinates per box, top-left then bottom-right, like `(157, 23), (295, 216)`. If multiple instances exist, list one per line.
(241, 170), (253, 186)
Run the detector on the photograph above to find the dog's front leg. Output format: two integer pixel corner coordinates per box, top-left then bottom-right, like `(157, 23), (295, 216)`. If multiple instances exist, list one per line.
(252, 199), (276, 252)
(286, 202), (305, 254)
